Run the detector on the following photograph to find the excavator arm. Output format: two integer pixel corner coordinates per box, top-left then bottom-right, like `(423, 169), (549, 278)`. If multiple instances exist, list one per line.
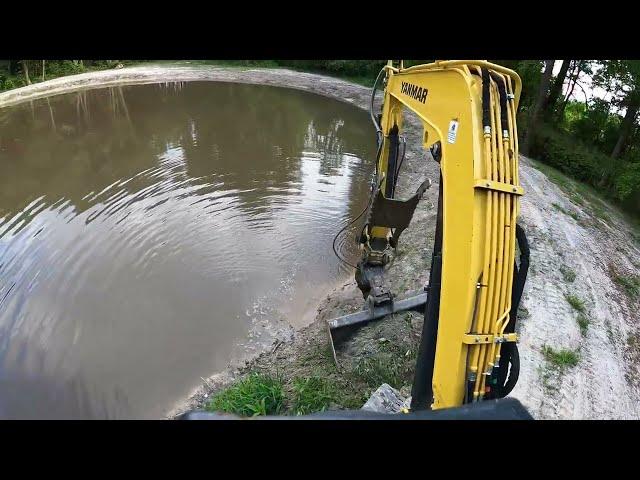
(329, 60), (529, 411)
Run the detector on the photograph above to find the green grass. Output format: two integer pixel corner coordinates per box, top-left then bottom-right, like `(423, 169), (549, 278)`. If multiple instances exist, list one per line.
(614, 274), (640, 299)
(292, 376), (336, 415)
(577, 314), (590, 337)
(552, 203), (580, 221)
(560, 265), (576, 283)
(203, 315), (421, 416)
(352, 355), (406, 389)
(532, 160), (574, 191)
(206, 373), (284, 417)
(517, 305), (530, 320)
(605, 319), (617, 345)
(542, 345), (580, 370)
(529, 159), (619, 226)
(568, 191), (585, 206)
(565, 293), (587, 314)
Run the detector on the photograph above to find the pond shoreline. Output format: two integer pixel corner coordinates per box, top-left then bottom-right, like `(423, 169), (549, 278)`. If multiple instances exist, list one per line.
(2, 64), (414, 418)
(5, 64), (640, 420)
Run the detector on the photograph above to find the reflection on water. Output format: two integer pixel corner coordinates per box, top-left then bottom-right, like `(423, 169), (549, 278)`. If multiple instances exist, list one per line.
(0, 82), (375, 418)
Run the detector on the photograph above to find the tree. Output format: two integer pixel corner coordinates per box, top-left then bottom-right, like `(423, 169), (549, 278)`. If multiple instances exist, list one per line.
(521, 60), (555, 156)
(21, 60), (31, 85)
(611, 92), (639, 159)
(544, 59), (571, 117)
(595, 60), (640, 159)
(556, 60), (595, 121)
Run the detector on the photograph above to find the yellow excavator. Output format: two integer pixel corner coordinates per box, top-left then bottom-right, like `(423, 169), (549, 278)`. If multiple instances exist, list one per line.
(183, 60), (532, 420)
(327, 59), (530, 414)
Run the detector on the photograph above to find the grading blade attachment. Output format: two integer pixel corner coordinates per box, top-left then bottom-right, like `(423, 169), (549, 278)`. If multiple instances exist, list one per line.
(326, 288), (428, 367)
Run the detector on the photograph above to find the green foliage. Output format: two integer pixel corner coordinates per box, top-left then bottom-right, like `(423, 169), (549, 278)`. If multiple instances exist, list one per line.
(615, 161), (640, 202)
(560, 265), (577, 283)
(530, 123), (617, 189)
(563, 101), (586, 126)
(44, 60), (86, 77)
(568, 98), (619, 153)
(206, 373), (284, 417)
(613, 273), (640, 298)
(542, 345), (580, 370)
(565, 294), (586, 313)
(292, 376), (336, 415)
(577, 314), (590, 337)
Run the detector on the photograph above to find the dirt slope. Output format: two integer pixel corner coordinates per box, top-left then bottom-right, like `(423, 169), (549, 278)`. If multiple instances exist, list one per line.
(513, 160), (640, 419)
(3, 64), (639, 419)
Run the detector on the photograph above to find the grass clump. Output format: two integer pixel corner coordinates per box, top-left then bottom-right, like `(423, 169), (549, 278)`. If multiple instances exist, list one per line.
(353, 355), (406, 390)
(577, 314), (590, 337)
(614, 274), (640, 299)
(552, 203), (580, 221)
(542, 345), (580, 371)
(565, 293), (586, 313)
(560, 265), (577, 283)
(292, 376), (336, 415)
(568, 191), (585, 206)
(206, 372), (284, 417)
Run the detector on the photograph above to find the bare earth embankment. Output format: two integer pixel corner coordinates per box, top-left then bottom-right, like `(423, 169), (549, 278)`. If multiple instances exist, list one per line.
(3, 64), (639, 419)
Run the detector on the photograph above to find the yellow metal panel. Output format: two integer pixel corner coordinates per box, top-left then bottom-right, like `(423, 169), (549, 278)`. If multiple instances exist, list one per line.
(474, 179), (524, 196)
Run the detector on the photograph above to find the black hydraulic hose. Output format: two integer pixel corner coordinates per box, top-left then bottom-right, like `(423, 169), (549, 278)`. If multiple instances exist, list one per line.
(511, 223), (530, 317)
(386, 126), (400, 198)
(370, 67), (386, 133)
(490, 71), (509, 134)
(331, 67), (386, 269)
(332, 193), (375, 269)
(493, 223), (529, 399)
(481, 68), (491, 130)
(501, 344), (520, 397)
(394, 136), (407, 188)
(410, 175), (444, 411)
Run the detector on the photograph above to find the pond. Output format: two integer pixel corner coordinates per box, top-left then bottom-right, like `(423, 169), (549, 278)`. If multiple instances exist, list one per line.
(0, 81), (376, 418)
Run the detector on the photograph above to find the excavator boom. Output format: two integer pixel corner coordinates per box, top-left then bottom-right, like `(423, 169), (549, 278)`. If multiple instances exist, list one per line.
(328, 60), (529, 411)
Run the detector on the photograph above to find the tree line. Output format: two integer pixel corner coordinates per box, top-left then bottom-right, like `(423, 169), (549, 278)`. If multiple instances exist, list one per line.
(276, 60), (640, 214)
(505, 60), (640, 213)
(1, 59), (639, 215)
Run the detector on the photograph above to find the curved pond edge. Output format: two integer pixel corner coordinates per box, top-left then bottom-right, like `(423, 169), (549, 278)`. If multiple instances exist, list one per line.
(0, 64), (371, 111)
(0, 64), (389, 418)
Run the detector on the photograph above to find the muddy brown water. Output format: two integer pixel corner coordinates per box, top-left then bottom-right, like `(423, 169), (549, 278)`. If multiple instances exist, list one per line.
(0, 81), (376, 419)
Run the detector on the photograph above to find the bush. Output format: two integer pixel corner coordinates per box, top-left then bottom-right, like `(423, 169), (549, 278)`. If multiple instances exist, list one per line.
(45, 60), (86, 77)
(1, 77), (15, 90)
(530, 123), (620, 190)
(615, 161), (640, 205)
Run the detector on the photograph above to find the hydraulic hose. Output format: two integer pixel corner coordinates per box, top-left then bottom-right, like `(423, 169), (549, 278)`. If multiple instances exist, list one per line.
(332, 67), (387, 269)
(370, 67), (386, 133)
(490, 72), (509, 136)
(482, 68), (491, 130)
